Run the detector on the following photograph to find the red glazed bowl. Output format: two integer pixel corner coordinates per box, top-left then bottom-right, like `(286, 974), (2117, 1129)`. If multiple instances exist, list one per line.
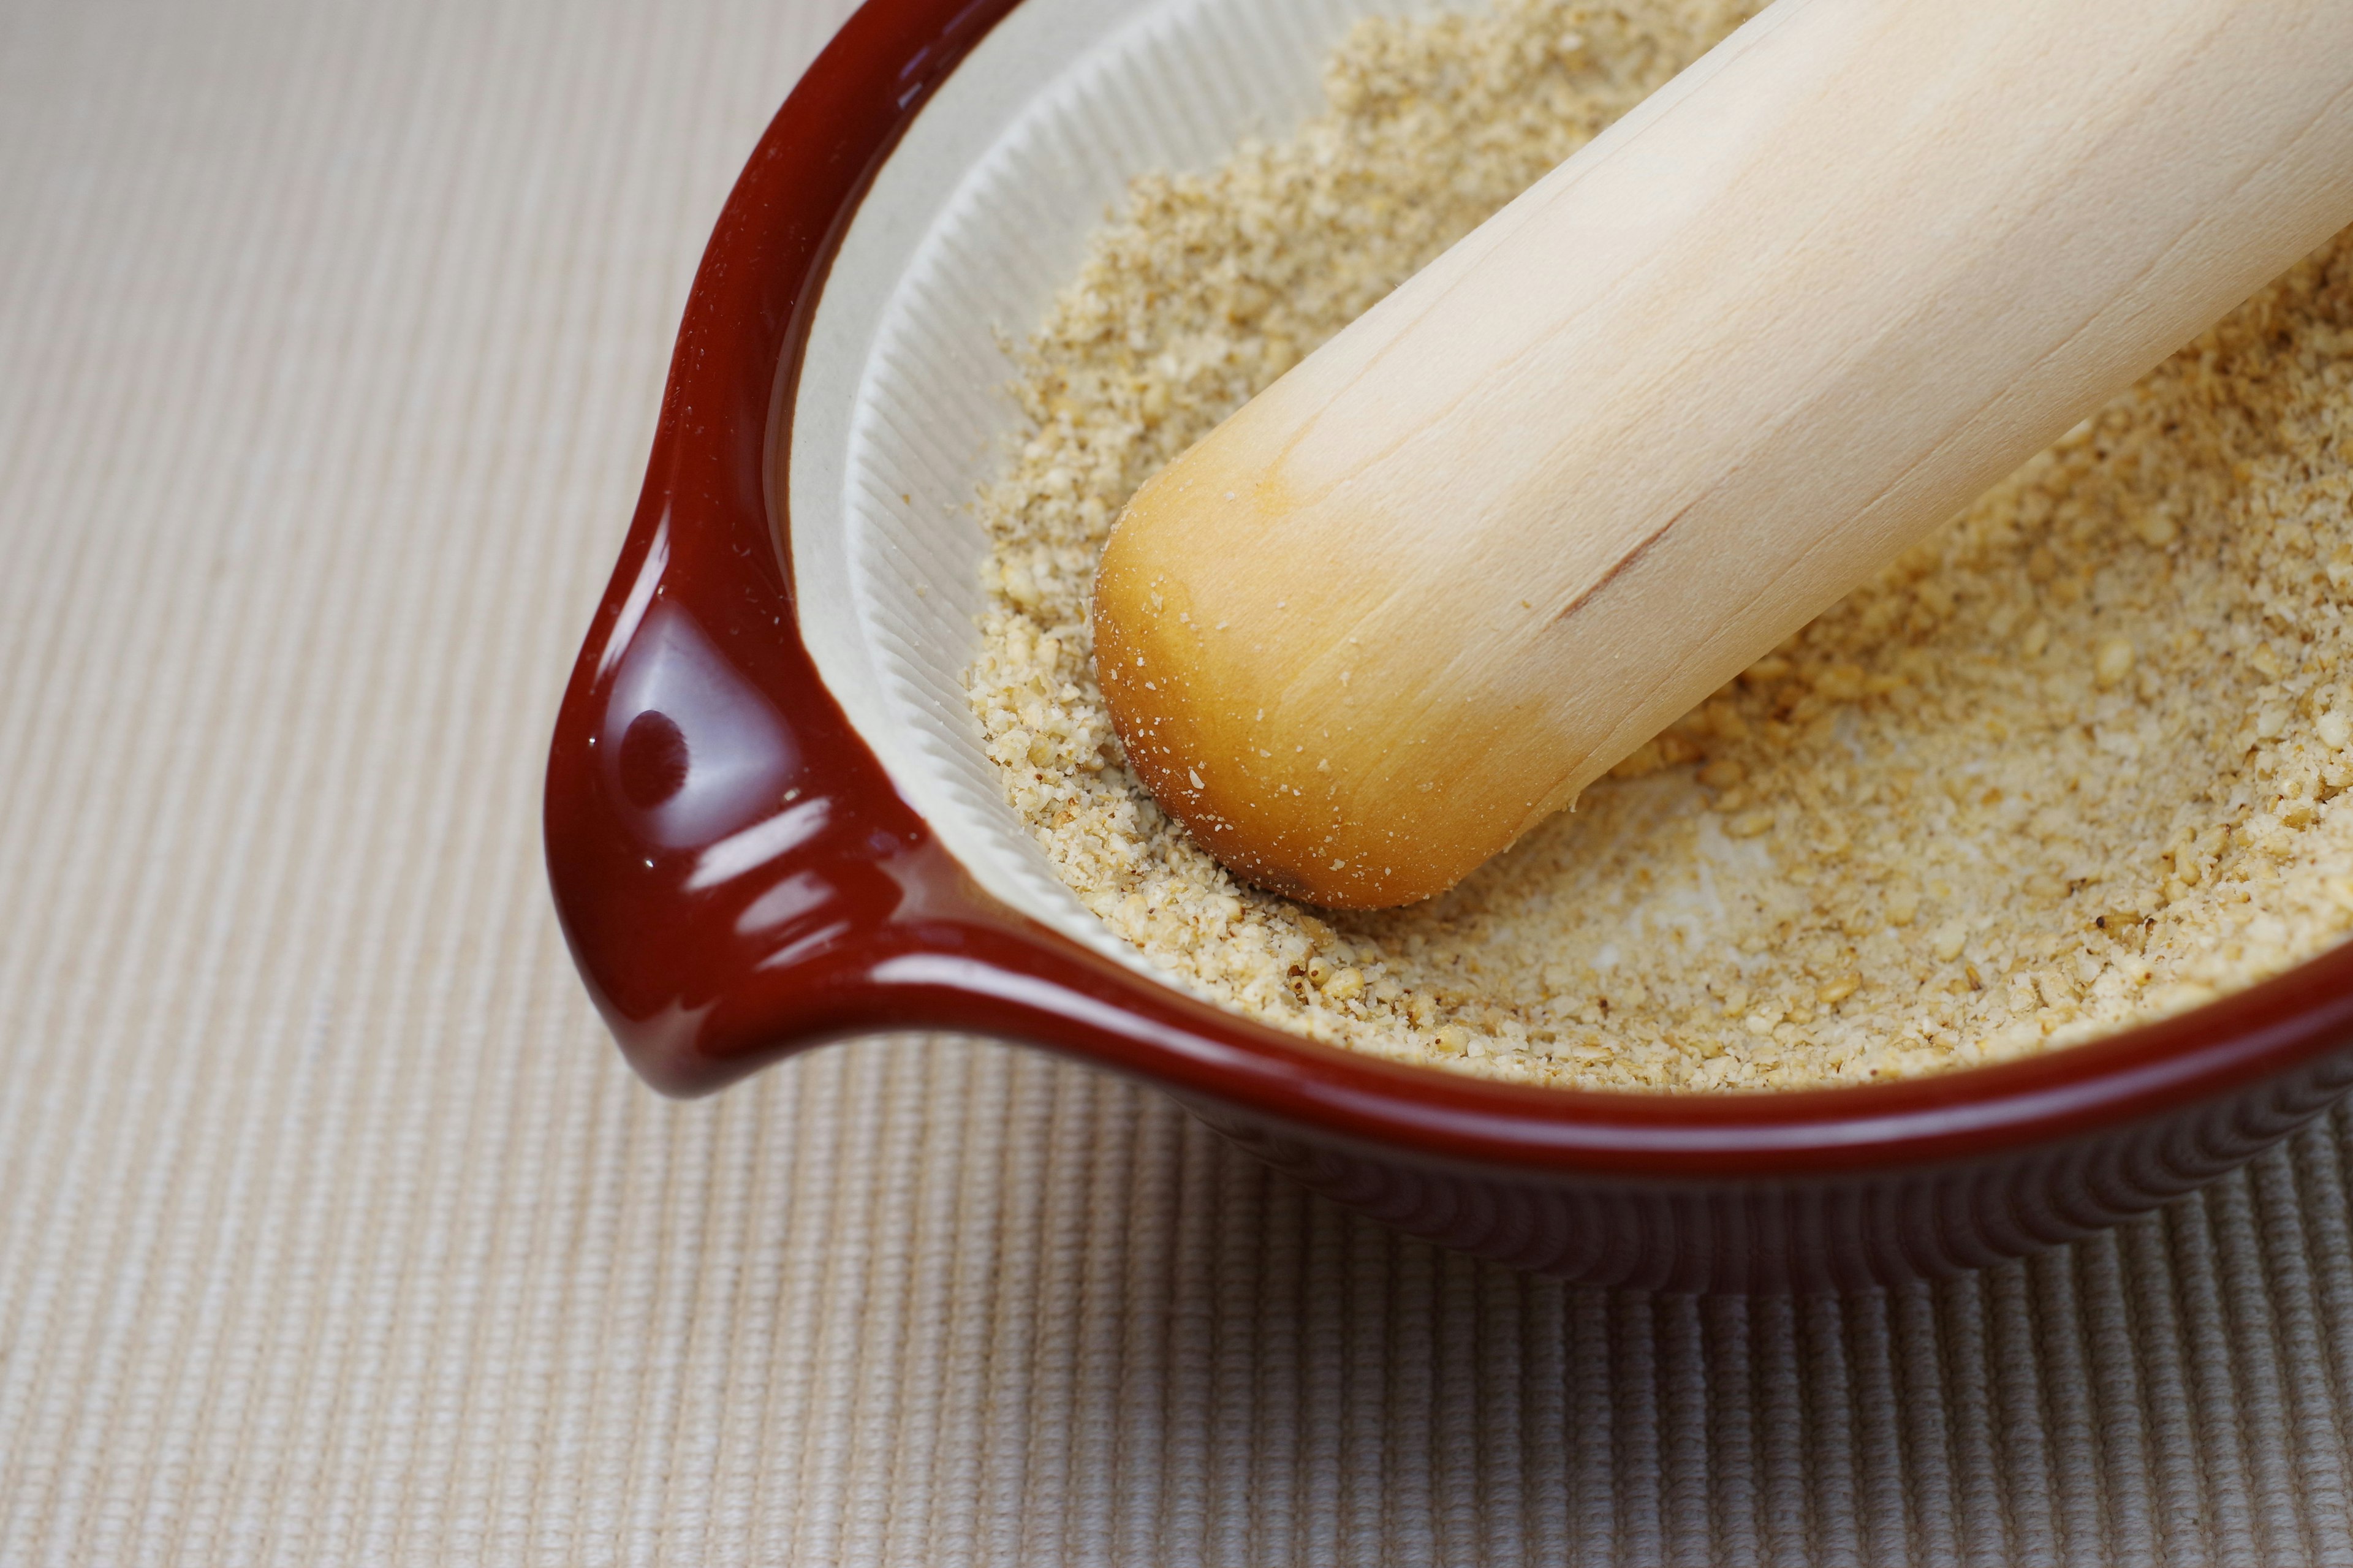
(545, 0), (2353, 1291)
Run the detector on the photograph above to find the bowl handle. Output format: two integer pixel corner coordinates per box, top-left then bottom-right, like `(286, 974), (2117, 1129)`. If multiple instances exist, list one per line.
(540, 0), (1007, 1093)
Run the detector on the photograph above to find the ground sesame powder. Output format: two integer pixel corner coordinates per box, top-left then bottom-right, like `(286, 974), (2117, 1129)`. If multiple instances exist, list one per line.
(964, 0), (2353, 1091)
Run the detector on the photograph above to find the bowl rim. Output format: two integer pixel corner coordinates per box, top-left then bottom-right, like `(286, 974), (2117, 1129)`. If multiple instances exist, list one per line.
(542, 0), (2353, 1180)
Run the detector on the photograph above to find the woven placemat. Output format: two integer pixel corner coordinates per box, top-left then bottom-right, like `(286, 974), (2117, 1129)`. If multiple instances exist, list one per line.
(4, 0), (2353, 1560)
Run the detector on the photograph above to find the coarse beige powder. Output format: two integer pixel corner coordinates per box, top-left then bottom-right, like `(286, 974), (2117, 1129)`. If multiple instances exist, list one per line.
(965, 0), (2353, 1091)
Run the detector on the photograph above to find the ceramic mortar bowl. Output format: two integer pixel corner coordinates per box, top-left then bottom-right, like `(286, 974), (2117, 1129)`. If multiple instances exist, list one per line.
(544, 0), (2353, 1292)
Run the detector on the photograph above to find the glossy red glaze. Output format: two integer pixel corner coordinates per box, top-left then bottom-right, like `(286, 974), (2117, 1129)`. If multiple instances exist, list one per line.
(545, 0), (2353, 1290)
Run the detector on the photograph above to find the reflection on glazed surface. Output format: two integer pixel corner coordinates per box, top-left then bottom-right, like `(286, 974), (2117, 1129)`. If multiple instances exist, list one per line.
(600, 599), (796, 850)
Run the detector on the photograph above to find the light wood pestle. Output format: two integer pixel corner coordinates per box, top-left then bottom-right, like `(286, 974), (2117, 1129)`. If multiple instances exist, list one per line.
(1089, 0), (2353, 910)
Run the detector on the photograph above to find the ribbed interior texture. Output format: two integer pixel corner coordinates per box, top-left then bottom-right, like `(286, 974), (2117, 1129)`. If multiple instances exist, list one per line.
(9, 0), (2353, 1561)
(809, 0), (1452, 960)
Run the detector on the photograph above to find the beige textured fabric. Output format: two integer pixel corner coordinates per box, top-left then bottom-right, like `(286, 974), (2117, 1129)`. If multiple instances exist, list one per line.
(7, 0), (2353, 1561)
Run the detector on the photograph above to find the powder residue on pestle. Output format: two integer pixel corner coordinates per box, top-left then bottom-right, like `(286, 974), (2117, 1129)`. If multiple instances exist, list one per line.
(964, 0), (2353, 1090)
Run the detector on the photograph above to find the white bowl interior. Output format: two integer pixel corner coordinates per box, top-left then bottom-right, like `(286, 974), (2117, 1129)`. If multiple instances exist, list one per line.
(789, 0), (1468, 973)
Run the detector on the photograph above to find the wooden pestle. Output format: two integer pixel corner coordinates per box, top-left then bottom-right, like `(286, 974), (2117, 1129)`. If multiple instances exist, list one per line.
(1089, 0), (2353, 910)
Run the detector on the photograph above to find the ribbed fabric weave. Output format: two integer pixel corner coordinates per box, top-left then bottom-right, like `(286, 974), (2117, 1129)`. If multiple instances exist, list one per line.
(6, 0), (2353, 1561)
